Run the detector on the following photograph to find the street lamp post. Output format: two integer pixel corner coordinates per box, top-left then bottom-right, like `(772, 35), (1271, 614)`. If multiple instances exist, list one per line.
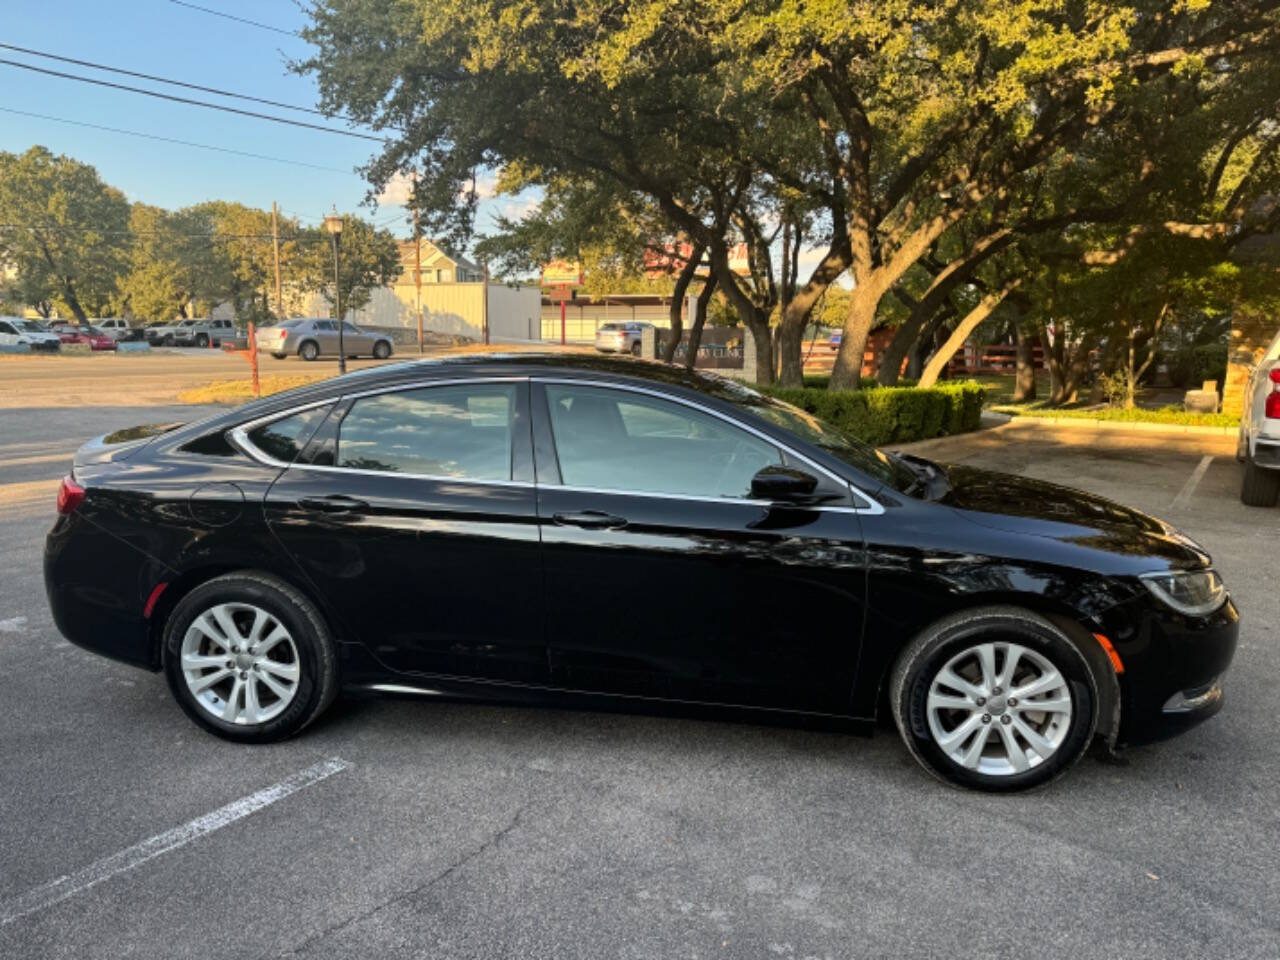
(323, 209), (345, 374)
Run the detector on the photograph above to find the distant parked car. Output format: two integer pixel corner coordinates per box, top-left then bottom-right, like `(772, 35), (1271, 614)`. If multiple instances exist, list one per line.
(50, 323), (117, 351)
(595, 322), (654, 356)
(256, 318), (394, 361)
(93, 318), (139, 341)
(0, 317), (61, 351)
(145, 317), (234, 347)
(1238, 326), (1280, 506)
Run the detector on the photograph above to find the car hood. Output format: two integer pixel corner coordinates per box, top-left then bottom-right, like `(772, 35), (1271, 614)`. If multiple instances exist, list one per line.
(937, 464), (1210, 570)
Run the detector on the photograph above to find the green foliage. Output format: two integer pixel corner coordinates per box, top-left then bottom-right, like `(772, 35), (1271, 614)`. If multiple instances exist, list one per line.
(1165, 343), (1228, 389)
(991, 404), (1238, 428)
(761, 381), (985, 445)
(297, 215), (402, 318)
(0, 146), (131, 321)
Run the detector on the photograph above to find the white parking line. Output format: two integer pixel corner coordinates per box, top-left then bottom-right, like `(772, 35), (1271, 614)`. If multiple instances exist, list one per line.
(1170, 455), (1215, 510)
(0, 757), (350, 927)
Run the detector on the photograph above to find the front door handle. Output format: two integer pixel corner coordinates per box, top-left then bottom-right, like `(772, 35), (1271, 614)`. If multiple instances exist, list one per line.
(552, 510), (627, 530)
(298, 495), (369, 513)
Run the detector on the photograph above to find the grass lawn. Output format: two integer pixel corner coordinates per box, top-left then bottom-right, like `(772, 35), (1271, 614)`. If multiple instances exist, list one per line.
(177, 374), (321, 404)
(989, 402), (1238, 428)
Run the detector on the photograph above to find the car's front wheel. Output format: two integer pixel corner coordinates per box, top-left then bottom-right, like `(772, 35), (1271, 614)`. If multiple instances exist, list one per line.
(162, 572), (338, 742)
(195, 333), (209, 348)
(891, 607), (1097, 791)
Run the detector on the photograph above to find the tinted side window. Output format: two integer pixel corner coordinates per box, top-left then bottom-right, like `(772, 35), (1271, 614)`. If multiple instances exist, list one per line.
(544, 385), (781, 498)
(337, 384), (516, 480)
(246, 405), (333, 463)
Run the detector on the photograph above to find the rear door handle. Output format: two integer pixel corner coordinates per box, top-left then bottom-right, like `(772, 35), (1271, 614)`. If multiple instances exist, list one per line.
(298, 495), (369, 513)
(552, 510), (627, 529)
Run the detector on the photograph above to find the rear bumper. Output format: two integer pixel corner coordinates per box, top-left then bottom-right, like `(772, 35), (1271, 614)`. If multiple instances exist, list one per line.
(1252, 438), (1280, 469)
(1109, 595), (1239, 745)
(44, 512), (164, 671)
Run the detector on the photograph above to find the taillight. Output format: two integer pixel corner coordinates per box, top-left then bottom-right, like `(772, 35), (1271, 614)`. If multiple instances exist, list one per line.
(1266, 392), (1280, 420)
(1269, 367), (1280, 385)
(57, 476), (85, 514)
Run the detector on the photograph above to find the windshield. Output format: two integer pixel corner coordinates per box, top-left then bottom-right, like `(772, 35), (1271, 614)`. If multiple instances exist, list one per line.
(17, 321), (47, 332)
(707, 379), (917, 493)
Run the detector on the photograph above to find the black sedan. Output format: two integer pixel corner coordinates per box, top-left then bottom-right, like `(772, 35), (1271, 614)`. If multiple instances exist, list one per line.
(44, 354), (1238, 791)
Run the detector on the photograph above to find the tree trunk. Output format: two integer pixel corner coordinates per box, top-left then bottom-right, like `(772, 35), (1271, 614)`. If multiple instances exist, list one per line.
(61, 278), (88, 323)
(1012, 324), (1037, 402)
(684, 274), (717, 370)
(918, 281), (1019, 388)
(776, 246), (850, 387)
(661, 242), (705, 363)
(711, 243), (774, 385)
(829, 278), (880, 390)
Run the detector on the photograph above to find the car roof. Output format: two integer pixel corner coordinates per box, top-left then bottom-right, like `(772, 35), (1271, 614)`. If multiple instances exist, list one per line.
(165, 353), (765, 440)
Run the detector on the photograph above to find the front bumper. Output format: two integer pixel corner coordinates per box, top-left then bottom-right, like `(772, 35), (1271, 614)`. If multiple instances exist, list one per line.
(1105, 594), (1239, 745)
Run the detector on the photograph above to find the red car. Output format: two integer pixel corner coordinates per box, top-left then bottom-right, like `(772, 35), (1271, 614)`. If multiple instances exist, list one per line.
(50, 323), (117, 351)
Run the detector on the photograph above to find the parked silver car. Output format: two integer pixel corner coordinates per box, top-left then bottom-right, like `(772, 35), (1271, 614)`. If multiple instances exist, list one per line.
(1239, 326), (1280, 506)
(257, 318), (394, 361)
(594, 321), (653, 356)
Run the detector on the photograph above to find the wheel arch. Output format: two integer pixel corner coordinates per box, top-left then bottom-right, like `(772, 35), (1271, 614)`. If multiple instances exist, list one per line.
(872, 593), (1122, 746)
(147, 564), (334, 666)
(296, 338), (319, 356)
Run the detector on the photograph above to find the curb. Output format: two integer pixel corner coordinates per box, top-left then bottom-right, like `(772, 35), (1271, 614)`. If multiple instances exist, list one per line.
(989, 413), (1237, 437)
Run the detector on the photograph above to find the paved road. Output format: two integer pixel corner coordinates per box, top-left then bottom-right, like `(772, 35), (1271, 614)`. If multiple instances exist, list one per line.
(0, 350), (397, 409)
(1, 411), (1277, 958)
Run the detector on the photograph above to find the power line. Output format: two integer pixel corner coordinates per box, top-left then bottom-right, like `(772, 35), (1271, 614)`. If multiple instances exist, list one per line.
(0, 106), (356, 174)
(0, 42), (361, 124)
(166, 0), (299, 38)
(0, 59), (383, 142)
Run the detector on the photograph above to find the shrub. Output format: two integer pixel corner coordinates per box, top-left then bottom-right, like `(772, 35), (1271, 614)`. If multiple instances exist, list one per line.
(1166, 344), (1228, 389)
(761, 381), (985, 445)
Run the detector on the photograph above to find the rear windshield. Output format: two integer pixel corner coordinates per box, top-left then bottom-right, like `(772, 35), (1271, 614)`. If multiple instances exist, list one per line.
(599, 324), (623, 331)
(276, 319), (303, 329)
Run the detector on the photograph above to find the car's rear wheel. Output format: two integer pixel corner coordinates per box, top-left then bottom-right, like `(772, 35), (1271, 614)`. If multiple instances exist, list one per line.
(890, 607), (1097, 791)
(162, 572), (338, 743)
(298, 340), (319, 361)
(271, 352), (286, 360)
(1241, 453), (1280, 507)
(373, 340), (392, 359)
(630, 340), (642, 356)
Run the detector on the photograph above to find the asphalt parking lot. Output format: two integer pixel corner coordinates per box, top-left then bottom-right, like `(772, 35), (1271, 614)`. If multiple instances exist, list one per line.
(1, 396), (1278, 958)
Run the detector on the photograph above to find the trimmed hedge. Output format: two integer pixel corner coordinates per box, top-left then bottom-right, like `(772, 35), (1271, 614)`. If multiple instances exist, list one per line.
(761, 380), (986, 446)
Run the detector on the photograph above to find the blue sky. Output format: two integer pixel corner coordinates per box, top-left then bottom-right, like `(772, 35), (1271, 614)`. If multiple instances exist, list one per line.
(0, 0), (523, 241)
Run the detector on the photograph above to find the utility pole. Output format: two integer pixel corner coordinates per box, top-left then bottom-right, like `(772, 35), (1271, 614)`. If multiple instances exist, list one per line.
(481, 260), (490, 345)
(413, 172), (423, 354)
(271, 202), (283, 319)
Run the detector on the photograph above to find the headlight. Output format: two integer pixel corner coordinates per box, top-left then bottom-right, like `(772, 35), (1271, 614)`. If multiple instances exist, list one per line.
(1140, 569), (1227, 617)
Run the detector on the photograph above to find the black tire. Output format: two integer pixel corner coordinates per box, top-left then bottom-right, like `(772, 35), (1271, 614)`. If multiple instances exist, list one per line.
(1241, 452), (1280, 507)
(890, 606), (1098, 792)
(373, 340), (392, 360)
(162, 334), (174, 346)
(630, 340), (642, 356)
(162, 571), (339, 743)
(195, 333), (209, 348)
(298, 340), (319, 361)
(271, 352), (286, 360)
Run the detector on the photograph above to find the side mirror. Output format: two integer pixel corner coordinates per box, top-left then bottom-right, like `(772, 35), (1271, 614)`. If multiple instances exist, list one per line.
(751, 465), (819, 502)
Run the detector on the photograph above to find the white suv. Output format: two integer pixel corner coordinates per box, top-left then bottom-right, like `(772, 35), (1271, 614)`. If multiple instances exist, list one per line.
(0, 317), (62, 351)
(1239, 326), (1280, 506)
(145, 317), (234, 347)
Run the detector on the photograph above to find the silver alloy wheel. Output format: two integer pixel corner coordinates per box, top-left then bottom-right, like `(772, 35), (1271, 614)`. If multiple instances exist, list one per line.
(926, 641), (1073, 776)
(180, 602), (301, 726)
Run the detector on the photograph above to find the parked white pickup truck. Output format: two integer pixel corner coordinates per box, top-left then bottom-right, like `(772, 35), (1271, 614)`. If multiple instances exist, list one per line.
(144, 317), (235, 347)
(1239, 326), (1280, 506)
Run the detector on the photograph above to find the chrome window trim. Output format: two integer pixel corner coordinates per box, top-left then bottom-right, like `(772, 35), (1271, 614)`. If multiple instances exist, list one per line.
(228, 372), (885, 515)
(229, 398), (341, 469)
(535, 376), (885, 515)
